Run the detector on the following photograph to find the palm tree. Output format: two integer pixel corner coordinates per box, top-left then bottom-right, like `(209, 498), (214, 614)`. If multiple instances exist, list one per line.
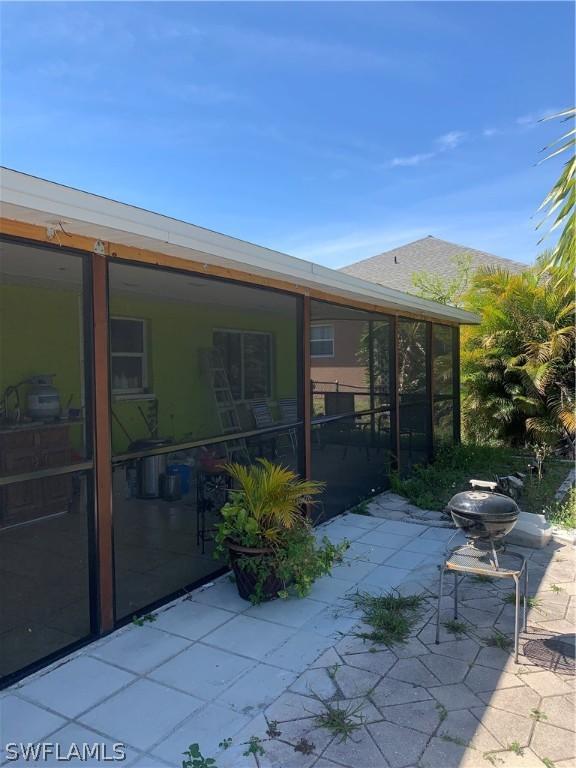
(461, 263), (575, 453)
(537, 107), (575, 273)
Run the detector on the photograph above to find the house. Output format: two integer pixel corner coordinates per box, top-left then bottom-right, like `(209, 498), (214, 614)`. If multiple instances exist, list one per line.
(309, 237), (527, 420)
(338, 235), (527, 291)
(0, 169), (478, 685)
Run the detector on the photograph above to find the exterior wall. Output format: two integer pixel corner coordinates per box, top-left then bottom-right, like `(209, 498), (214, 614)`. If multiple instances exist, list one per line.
(310, 320), (367, 390)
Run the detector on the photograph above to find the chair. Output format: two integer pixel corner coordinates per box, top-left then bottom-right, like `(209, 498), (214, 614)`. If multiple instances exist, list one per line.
(278, 398), (298, 454)
(250, 400), (277, 459)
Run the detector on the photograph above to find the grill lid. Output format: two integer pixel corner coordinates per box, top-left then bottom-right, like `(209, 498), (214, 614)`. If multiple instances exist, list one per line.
(447, 490), (519, 519)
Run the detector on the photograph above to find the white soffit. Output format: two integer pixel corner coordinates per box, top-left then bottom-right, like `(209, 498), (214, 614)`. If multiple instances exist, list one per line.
(0, 168), (479, 325)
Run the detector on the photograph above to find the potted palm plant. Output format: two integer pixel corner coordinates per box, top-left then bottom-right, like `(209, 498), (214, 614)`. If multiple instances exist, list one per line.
(214, 459), (348, 604)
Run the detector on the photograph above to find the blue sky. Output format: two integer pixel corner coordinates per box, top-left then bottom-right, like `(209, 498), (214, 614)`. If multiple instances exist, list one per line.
(1, 2), (574, 267)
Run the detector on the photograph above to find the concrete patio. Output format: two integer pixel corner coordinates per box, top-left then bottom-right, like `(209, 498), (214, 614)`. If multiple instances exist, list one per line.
(1, 506), (574, 768)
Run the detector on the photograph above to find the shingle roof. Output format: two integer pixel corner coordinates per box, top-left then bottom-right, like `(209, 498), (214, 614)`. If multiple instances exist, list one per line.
(339, 236), (528, 291)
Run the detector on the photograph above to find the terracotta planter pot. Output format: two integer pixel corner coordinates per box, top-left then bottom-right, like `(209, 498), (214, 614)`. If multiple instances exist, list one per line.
(226, 540), (284, 602)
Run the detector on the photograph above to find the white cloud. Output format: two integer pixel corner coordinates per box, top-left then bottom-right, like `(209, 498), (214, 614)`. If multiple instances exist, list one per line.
(388, 130), (466, 169)
(436, 130), (466, 151)
(483, 128), (500, 137)
(390, 152), (435, 167)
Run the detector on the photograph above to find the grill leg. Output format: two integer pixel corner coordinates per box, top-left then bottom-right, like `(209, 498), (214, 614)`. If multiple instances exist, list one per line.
(453, 572), (459, 620)
(514, 574), (520, 664)
(436, 565), (445, 644)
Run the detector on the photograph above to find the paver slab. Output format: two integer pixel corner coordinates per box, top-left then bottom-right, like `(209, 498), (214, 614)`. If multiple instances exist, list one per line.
(367, 720), (429, 768)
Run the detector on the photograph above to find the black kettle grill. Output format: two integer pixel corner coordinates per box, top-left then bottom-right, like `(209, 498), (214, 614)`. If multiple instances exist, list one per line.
(446, 490), (520, 545)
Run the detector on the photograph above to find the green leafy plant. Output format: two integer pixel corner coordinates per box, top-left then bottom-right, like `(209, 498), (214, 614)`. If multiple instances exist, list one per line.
(530, 709), (548, 722)
(507, 741), (524, 756)
(182, 743), (216, 768)
(390, 444), (569, 513)
(214, 459), (347, 603)
(486, 631), (513, 651)
(218, 738), (232, 751)
(544, 487), (576, 529)
(215, 459), (324, 549)
(132, 613), (156, 626)
(313, 698), (365, 743)
(443, 619), (468, 636)
(550, 583), (563, 593)
(531, 443), (550, 481)
(412, 252), (473, 307)
(242, 736), (265, 759)
(461, 262), (575, 452)
(346, 589), (424, 647)
(542, 758), (556, 768)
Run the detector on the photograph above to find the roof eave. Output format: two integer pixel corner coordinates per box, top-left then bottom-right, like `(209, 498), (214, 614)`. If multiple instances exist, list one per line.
(0, 168), (480, 325)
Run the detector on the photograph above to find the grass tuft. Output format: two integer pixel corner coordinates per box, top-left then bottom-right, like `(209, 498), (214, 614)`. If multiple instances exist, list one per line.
(486, 631), (513, 651)
(345, 589), (425, 647)
(313, 697), (365, 743)
(443, 619), (468, 636)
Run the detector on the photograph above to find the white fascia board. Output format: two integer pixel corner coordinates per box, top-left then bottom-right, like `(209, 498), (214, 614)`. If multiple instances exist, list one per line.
(0, 168), (479, 324)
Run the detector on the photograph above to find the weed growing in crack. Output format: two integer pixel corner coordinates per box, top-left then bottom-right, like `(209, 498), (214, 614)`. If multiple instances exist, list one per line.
(486, 631), (513, 650)
(312, 696), (365, 743)
(441, 734), (468, 747)
(436, 702), (448, 723)
(182, 744), (216, 768)
(550, 584), (563, 593)
(471, 574), (494, 584)
(266, 720), (281, 739)
(504, 593), (541, 610)
(327, 663), (340, 681)
(293, 737), (315, 755)
(507, 741), (524, 756)
(542, 758), (556, 768)
(483, 750), (504, 765)
(344, 589), (424, 646)
(442, 619), (468, 636)
(218, 738), (232, 751)
(530, 709), (548, 722)
(243, 736), (265, 759)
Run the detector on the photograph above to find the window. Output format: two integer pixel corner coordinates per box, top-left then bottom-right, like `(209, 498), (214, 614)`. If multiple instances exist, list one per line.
(110, 317), (148, 394)
(310, 324), (334, 358)
(213, 330), (272, 400)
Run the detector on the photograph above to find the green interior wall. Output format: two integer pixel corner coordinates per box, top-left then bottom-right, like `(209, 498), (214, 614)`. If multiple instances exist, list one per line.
(1, 282), (298, 457)
(109, 293), (298, 454)
(0, 283), (85, 457)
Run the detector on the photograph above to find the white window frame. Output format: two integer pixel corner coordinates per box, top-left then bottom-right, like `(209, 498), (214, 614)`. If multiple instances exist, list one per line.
(110, 316), (149, 395)
(310, 323), (335, 359)
(213, 328), (274, 401)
